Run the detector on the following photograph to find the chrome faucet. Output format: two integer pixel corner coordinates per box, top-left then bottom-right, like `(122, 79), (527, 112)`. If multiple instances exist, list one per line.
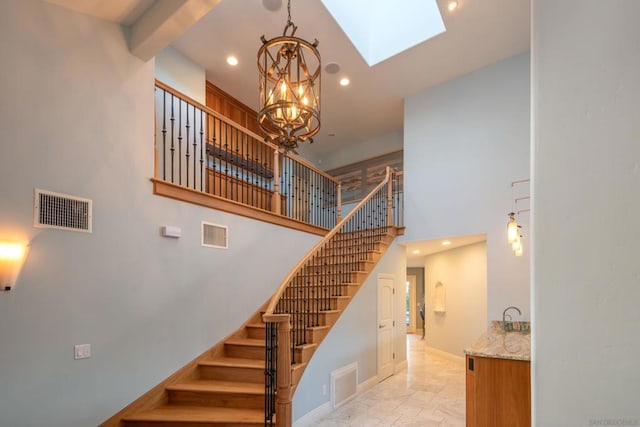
(502, 306), (521, 323)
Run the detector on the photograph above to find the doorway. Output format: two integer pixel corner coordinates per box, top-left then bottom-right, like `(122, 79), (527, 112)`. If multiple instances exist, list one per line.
(406, 267), (425, 337)
(377, 274), (395, 382)
(406, 275), (417, 333)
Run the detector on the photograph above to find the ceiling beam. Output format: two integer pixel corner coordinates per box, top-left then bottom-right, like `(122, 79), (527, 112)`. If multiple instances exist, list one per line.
(129, 0), (220, 61)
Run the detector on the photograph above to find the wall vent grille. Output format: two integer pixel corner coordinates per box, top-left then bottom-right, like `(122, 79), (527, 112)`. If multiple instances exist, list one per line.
(331, 362), (358, 409)
(202, 222), (228, 248)
(33, 189), (92, 233)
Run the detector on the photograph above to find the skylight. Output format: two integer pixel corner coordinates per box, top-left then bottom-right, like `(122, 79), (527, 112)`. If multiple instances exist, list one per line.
(320, 0), (446, 67)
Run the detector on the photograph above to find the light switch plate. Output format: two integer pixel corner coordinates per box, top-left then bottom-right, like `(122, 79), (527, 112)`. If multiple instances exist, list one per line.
(74, 344), (91, 360)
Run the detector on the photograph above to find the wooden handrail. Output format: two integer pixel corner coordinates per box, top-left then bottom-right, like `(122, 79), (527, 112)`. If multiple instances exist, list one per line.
(155, 79), (340, 186)
(263, 166), (393, 316)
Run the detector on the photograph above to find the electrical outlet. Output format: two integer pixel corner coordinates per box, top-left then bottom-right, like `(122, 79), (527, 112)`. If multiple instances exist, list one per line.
(74, 344), (91, 360)
(322, 384), (327, 396)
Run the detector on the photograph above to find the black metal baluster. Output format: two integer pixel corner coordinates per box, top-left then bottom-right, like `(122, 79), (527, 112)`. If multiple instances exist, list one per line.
(185, 104), (190, 188)
(199, 110), (204, 192)
(178, 99), (183, 186)
(170, 94), (175, 183)
(162, 89), (167, 181)
(193, 105), (197, 189)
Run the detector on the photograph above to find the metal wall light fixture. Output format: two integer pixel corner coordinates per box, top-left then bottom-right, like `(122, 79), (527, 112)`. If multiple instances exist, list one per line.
(0, 241), (29, 291)
(258, 0), (321, 151)
(507, 179), (530, 257)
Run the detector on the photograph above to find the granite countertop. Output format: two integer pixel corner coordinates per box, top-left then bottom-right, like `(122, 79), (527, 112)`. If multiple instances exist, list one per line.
(464, 321), (531, 361)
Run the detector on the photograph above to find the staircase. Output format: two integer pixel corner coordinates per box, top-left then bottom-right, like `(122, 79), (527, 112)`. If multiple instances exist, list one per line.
(101, 168), (403, 427)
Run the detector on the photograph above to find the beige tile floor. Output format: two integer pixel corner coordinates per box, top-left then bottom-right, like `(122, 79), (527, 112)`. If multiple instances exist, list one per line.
(311, 334), (466, 426)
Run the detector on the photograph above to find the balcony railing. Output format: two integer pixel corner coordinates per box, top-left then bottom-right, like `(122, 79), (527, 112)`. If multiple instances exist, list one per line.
(153, 80), (341, 232)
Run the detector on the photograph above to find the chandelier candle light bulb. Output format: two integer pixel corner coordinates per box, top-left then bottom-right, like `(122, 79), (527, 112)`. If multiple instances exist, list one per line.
(507, 212), (519, 243)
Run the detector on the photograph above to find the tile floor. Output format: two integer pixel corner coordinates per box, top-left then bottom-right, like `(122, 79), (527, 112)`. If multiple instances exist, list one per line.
(310, 334), (466, 426)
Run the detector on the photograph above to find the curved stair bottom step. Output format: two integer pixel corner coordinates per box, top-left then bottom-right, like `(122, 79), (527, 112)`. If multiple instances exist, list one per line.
(122, 405), (266, 427)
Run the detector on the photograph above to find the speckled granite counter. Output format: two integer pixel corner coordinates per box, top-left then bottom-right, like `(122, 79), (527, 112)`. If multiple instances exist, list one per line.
(464, 321), (531, 361)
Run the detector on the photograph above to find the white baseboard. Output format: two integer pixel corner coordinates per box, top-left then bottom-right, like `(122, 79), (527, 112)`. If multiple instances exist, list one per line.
(357, 374), (378, 393)
(294, 374), (378, 427)
(425, 345), (465, 363)
(294, 401), (332, 427)
(394, 359), (408, 373)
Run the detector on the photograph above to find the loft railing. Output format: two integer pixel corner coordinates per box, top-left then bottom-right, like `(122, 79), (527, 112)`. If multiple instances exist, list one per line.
(154, 80), (341, 230)
(262, 167), (403, 427)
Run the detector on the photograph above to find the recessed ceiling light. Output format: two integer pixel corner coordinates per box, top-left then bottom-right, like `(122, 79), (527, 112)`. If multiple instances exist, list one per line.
(412, 249), (421, 254)
(226, 56), (238, 66)
(442, 240), (451, 246)
(339, 77), (350, 86)
(448, 1), (458, 12)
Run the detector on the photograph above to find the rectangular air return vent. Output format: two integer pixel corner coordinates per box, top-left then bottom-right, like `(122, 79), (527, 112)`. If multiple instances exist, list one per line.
(201, 222), (228, 249)
(331, 362), (358, 409)
(33, 189), (92, 233)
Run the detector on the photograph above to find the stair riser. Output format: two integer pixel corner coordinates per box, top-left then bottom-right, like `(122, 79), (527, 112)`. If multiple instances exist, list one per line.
(277, 297), (350, 311)
(245, 326), (265, 340)
(318, 311), (340, 326)
(304, 262), (370, 273)
(306, 328), (329, 343)
(167, 390), (263, 409)
(315, 253), (377, 263)
(294, 346), (316, 364)
(320, 244), (385, 256)
(288, 271), (367, 287)
(198, 365), (263, 383)
(282, 284), (357, 299)
(224, 344), (265, 360)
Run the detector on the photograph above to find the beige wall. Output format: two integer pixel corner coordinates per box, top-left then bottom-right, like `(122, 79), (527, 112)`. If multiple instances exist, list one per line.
(424, 242), (487, 356)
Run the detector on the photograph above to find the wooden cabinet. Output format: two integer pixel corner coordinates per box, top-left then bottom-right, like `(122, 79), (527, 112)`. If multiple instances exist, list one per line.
(466, 355), (531, 427)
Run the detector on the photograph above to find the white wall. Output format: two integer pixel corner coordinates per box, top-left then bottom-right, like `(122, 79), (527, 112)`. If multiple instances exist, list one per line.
(532, 1), (640, 425)
(293, 241), (406, 423)
(0, 2), (319, 426)
(155, 46), (206, 103)
(403, 53), (530, 323)
(304, 129), (403, 171)
(424, 242), (487, 356)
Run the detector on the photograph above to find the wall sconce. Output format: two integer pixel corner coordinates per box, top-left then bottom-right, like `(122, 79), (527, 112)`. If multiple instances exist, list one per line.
(507, 178), (530, 257)
(0, 241), (29, 291)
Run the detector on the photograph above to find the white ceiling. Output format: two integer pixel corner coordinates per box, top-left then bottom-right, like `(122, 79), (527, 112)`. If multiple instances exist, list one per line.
(44, 0), (530, 160)
(44, 0), (155, 25)
(402, 233), (487, 264)
(173, 0), (530, 159)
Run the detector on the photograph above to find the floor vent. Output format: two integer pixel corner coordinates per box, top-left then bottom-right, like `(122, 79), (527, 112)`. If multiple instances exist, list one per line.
(331, 362), (358, 409)
(202, 222), (228, 248)
(33, 189), (92, 233)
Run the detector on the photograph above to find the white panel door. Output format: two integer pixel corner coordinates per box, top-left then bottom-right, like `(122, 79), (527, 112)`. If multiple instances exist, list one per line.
(377, 274), (395, 382)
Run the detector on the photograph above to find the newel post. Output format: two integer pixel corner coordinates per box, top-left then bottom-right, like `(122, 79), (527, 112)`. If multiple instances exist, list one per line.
(263, 313), (292, 427)
(272, 149), (282, 214)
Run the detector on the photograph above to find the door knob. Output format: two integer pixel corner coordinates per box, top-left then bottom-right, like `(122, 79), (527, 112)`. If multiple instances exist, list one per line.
(379, 324), (384, 329)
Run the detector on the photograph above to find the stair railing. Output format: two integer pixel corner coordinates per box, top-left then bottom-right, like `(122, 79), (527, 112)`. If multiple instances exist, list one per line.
(154, 80), (341, 230)
(262, 166), (403, 427)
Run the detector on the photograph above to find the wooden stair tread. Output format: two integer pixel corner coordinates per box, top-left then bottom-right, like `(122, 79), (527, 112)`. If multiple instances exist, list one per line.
(224, 338), (264, 347)
(199, 357), (263, 369)
(123, 405), (263, 423)
(167, 380), (264, 395)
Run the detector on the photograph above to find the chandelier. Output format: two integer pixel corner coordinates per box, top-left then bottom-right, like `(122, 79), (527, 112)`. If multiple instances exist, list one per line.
(257, 0), (321, 151)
